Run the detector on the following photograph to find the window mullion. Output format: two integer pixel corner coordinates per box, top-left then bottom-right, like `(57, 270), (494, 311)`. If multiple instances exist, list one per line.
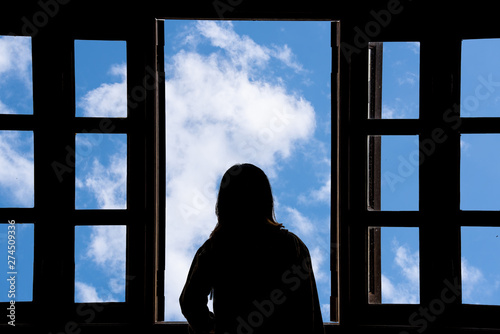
(418, 37), (462, 320)
(32, 32), (76, 326)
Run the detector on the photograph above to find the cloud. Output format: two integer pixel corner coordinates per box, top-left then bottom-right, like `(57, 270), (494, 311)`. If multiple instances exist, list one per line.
(382, 98), (418, 119)
(397, 71), (418, 86)
(85, 226), (127, 273)
(270, 44), (305, 73)
(164, 21), (320, 320)
(299, 176), (331, 204)
(407, 42), (420, 55)
(382, 239), (419, 304)
(461, 257), (485, 302)
(393, 240), (419, 285)
(75, 134), (127, 209)
(0, 131), (34, 207)
(194, 21), (306, 75)
(75, 281), (118, 303)
(460, 139), (471, 153)
(75, 282), (106, 303)
(77, 63), (127, 117)
(0, 100), (15, 114)
(0, 36), (33, 115)
(78, 153), (127, 209)
(75, 225), (127, 303)
(196, 21), (270, 72)
(0, 36), (32, 87)
(283, 206), (315, 237)
(381, 274), (419, 304)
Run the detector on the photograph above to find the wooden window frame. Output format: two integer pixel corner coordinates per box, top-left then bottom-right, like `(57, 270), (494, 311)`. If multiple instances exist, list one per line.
(339, 19), (500, 334)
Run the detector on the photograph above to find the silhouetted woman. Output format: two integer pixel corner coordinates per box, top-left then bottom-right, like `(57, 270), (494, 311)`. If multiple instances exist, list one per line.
(180, 163), (324, 334)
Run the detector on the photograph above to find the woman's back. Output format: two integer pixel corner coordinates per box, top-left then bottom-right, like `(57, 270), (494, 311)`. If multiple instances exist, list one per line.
(182, 225), (324, 334)
(179, 164), (324, 334)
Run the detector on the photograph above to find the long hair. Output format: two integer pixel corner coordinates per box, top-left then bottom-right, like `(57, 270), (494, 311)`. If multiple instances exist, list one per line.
(211, 163), (283, 237)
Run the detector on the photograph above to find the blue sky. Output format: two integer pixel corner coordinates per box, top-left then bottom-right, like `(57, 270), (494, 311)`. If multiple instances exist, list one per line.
(0, 26), (500, 321)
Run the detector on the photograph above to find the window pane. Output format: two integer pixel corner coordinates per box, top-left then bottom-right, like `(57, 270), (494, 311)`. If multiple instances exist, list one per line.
(370, 227), (420, 304)
(461, 39), (500, 117)
(75, 134), (127, 209)
(75, 225), (127, 302)
(461, 227), (500, 305)
(369, 42), (420, 119)
(460, 134), (500, 210)
(0, 222), (34, 302)
(75, 40), (127, 117)
(0, 131), (34, 208)
(369, 135), (419, 211)
(164, 20), (331, 321)
(0, 36), (33, 115)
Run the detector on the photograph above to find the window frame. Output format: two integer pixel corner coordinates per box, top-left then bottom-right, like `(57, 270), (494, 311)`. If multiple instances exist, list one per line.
(0, 15), (161, 328)
(157, 18), (339, 326)
(340, 24), (500, 334)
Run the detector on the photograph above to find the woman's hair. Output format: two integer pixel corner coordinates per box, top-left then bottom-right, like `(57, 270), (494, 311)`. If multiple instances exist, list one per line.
(211, 163), (282, 237)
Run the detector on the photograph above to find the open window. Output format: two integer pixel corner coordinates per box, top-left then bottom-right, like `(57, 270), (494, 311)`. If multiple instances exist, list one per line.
(160, 19), (336, 324)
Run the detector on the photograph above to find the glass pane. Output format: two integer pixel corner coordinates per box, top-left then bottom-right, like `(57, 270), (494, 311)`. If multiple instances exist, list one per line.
(0, 36), (33, 115)
(0, 131), (34, 208)
(369, 42), (420, 119)
(75, 40), (127, 117)
(369, 135), (419, 211)
(75, 225), (127, 302)
(460, 134), (500, 210)
(461, 227), (500, 305)
(0, 222), (34, 302)
(461, 39), (500, 117)
(75, 134), (127, 209)
(380, 227), (419, 304)
(165, 20), (331, 321)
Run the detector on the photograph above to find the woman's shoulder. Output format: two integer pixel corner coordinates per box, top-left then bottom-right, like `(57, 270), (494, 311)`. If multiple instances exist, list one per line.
(275, 228), (311, 257)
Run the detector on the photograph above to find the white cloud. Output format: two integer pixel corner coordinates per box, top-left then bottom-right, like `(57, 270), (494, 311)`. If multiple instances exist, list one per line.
(393, 240), (419, 285)
(382, 274), (418, 304)
(85, 225), (127, 273)
(299, 176), (331, 204)
(460, 139), (471, 153)
(77, 63), (127, 117)
(381, 105), (399, 119)
(164, 21), (319, 320)
(77, 152), (127, 209)
(407, 42), (420, 55)
(321, 304), (330, 319)
(397, 71), (418, 86)
(195, 21), (305, 75)
(0, 131), (34, 207)
(75, 282), (105, 303)
(76, 225), (127, 302)
(312, 177), (331, 203)
(0, 36), (33, 115)
(382, 274), (419, 304)
(461, 257), (484, 302)
(75, 281), (118, 303)
(196, 21), (270, 72)
(270, 44), (305, 73)
(309, 245), (327, 282)
(0, 100), (14, 114)
(382, 240), (419, 304)
(284, 206), (315, 237)
(0, 36), (32, 87)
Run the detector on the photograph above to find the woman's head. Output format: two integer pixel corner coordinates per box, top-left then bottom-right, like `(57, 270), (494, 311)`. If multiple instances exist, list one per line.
(213, 163), (281, 234)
